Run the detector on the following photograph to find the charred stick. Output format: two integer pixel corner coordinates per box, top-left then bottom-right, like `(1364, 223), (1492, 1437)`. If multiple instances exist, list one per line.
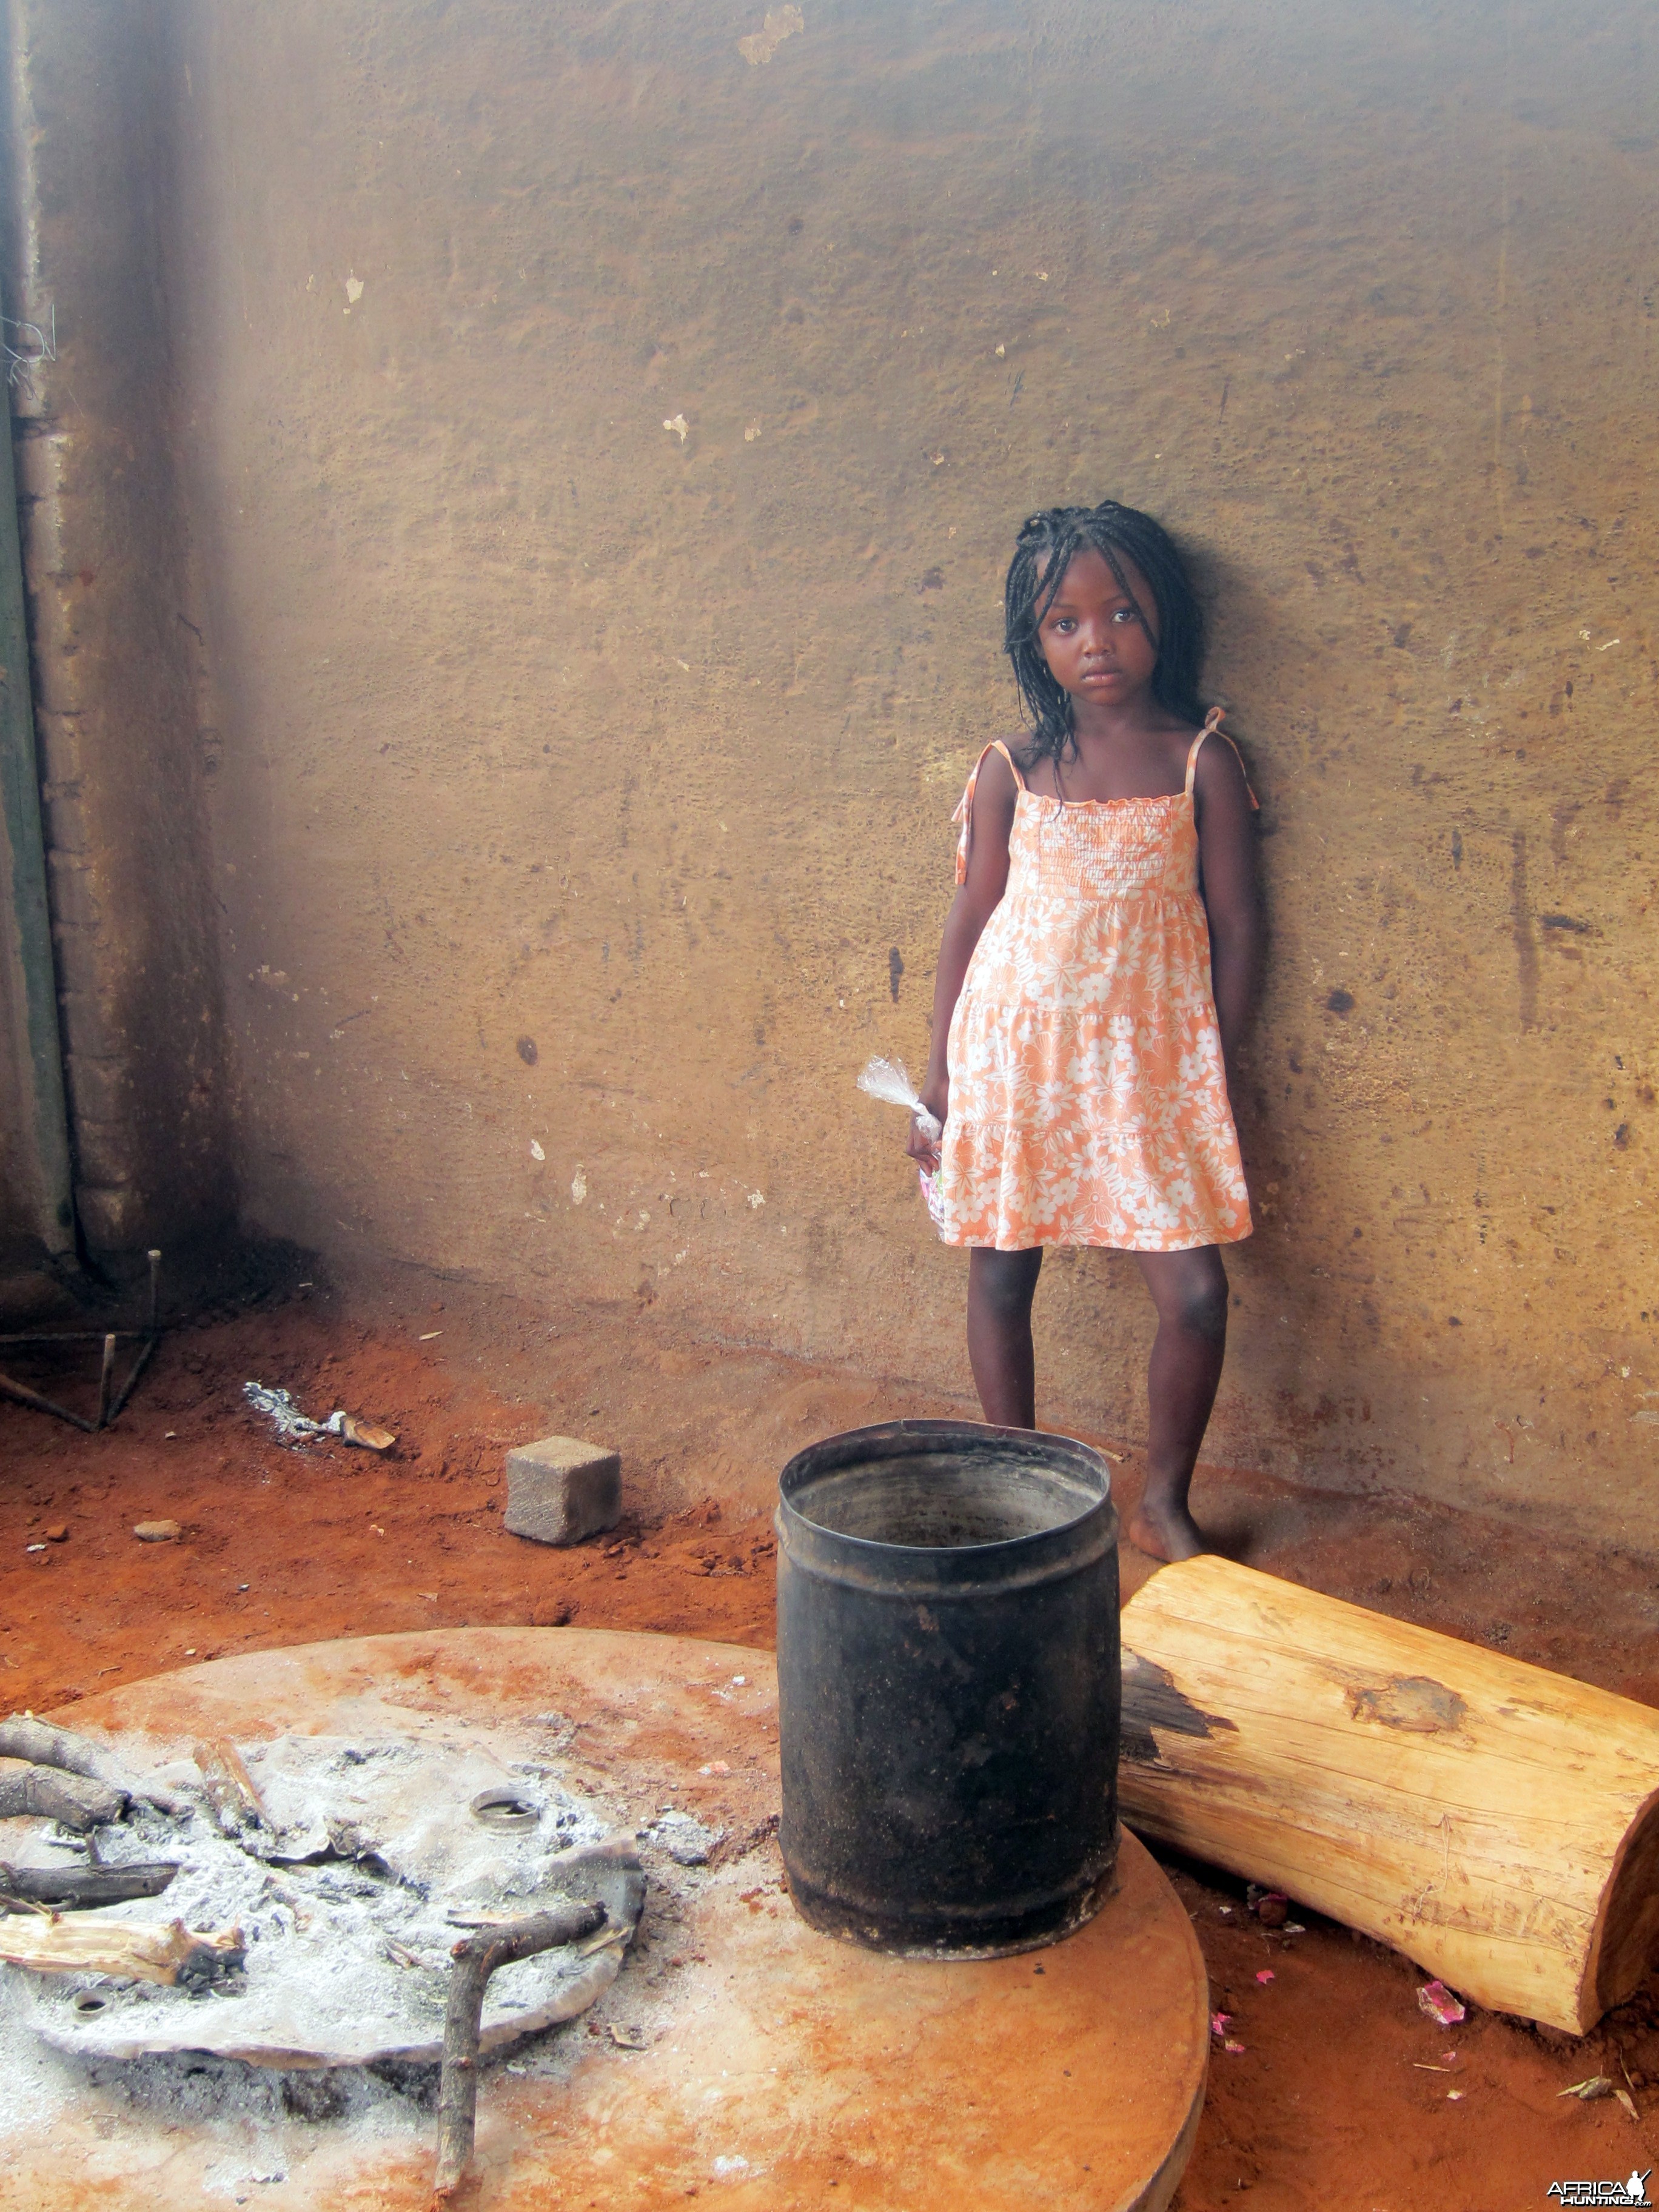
(431, 1898), (605, 2203)
(0, 1858), (179, 1909)
(0, 1758), (125, 1831)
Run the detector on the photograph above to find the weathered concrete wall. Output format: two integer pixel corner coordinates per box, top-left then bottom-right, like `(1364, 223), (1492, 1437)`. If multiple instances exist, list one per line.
(26, 1), (1659, 1524)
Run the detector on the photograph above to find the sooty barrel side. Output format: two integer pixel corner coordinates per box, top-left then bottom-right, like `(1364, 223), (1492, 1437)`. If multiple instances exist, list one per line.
(776, 1419), (1120, 1958)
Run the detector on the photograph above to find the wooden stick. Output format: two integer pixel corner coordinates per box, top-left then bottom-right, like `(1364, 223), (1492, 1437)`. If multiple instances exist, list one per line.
(193, 1738), (270, 1835)
(432, 1899), (604, 2204)
(0, 1858), (178, 1909)
(0, 1891), (54, 1919)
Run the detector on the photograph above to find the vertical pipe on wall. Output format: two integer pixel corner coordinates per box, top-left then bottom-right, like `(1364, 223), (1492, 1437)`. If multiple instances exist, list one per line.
(0, 372), (72, 1258)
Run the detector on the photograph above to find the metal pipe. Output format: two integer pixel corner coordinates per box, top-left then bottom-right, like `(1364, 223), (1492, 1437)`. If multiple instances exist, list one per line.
(0, 334), (74, 1262)
(0, 1366), (95, 1430)
(95, 1333), (115, 1427)
(0, 1330), (151, 1346)
(106, 1332), (157, 1425)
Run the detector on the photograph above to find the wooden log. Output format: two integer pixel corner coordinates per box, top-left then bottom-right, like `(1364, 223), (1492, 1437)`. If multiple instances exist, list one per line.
(1119, 1557), (1659, 2034)
(431, 1899), (605, 2204)
(0, 1712), (189, 1816)
(0, 1858), (179, 1909)
(0, 1912), (244, 1986)
(0, 1758), (125, 1831)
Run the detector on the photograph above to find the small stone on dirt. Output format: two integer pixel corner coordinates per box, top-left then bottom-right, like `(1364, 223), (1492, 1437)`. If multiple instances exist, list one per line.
(134, 1519), (183, 1543)
(44, 1526), (67, 1542)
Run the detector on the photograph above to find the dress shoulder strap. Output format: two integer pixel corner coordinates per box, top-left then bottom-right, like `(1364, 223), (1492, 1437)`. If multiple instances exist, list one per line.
(952, 740), (1025, 883)
(1184, 706), (1259, 809)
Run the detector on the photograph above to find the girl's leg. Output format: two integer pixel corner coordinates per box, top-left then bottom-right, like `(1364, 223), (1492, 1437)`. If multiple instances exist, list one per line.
(967, 1247), (1044, 1427)
(1126, 1245), (1229, 1563)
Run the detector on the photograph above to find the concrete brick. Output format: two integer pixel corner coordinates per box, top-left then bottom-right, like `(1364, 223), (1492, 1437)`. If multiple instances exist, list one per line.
(504, 1433), (620, 1547)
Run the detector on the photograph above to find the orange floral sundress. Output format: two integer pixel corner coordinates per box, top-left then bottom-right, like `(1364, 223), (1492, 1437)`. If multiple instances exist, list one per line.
(937, 712), (1254, 1253)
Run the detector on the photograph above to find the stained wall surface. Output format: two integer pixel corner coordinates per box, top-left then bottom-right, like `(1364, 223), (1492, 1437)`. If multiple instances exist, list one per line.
(30, 2), (1659, 1524)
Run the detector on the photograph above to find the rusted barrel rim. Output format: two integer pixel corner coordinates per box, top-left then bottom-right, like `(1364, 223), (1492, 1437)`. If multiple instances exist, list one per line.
(777, 1416), (1116, 1570)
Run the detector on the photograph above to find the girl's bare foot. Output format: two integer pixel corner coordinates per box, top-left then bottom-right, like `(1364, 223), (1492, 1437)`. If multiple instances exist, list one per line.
(1125, 1502), (1207, 1564)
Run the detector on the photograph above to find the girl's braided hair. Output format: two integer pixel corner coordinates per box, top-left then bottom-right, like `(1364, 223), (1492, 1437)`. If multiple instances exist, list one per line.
(1003, 501), (1208, 772)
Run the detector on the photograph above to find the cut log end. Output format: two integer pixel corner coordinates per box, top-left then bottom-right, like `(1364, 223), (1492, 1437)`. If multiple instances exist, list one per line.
(1589, 1784), (1659, 2024)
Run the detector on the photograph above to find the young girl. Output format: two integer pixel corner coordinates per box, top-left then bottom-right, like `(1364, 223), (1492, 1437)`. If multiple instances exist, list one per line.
(907, 501), (1261, 1563)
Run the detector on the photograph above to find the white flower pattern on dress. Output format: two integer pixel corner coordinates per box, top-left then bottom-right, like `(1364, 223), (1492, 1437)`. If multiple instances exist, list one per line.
(937, 720), (1253, 1253)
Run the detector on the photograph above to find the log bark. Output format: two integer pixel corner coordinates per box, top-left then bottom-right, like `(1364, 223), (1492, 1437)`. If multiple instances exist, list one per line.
(0, 1858), (178, 1908)
(1119, 1556), (1659, 2033)
(0, 1758), (125, 1829)
(0, 1912), (244, 1985)
(431, 1899), (605, 2204)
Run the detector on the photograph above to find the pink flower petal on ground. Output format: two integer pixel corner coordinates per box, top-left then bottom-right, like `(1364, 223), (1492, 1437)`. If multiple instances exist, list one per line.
(1210, 2011), (1232, 2037)
(1224, 2038), (1247, 2055)
(1255, 1969), (1275, 1985)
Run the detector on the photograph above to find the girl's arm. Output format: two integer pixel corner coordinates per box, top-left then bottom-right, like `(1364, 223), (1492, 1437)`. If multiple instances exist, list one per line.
(1193, 740), (1262, 1084)
(908, 748), (1019, 1168)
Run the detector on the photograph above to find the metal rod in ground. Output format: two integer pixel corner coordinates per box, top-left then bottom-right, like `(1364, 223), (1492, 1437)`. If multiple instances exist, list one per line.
(95, 1335), (116, 1429)
(431, 1899), (604, 2204)
(107, 1332), (158, 1426)
(146, 1249), (160, 1333)
(0, 1366), (96, 1431)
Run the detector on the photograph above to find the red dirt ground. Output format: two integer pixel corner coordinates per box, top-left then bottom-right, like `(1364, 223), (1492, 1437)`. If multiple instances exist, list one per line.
(2, 1273), (1657, 2210)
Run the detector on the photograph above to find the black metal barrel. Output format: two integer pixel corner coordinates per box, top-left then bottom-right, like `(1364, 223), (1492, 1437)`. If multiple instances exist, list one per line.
(776, 1418), (1120, 1958)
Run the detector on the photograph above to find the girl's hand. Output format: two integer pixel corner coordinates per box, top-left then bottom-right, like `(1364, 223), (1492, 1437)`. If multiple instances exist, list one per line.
(907, 1076), (948, 1172)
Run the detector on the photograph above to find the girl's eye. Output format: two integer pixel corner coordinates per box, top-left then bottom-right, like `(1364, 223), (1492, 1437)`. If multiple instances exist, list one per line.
(1112, 607), (1136, 623)
(1053, 618), (1076, 632)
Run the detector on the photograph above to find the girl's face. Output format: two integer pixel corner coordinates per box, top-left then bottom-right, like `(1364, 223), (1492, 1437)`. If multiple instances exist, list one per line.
(1034, 546), (1159, 706)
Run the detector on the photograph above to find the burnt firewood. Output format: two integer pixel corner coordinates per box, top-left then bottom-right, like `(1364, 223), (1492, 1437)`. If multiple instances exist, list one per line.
(431, 1899), (605, 2202)
(0, 1714), (187, 1817)
(0, 1758), (125, 1831)
(0, 1858), (179, 1909)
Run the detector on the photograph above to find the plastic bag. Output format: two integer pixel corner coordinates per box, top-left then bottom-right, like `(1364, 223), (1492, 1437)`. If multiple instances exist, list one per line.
(857, 1057), (947, 1232)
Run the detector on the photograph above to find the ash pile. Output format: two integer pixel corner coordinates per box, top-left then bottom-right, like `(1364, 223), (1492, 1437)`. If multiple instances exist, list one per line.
(0, 1710), (651, 2082)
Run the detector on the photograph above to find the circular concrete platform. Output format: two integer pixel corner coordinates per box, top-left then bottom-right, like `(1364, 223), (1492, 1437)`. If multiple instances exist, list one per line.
(3, 1630), (1208, 2212)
